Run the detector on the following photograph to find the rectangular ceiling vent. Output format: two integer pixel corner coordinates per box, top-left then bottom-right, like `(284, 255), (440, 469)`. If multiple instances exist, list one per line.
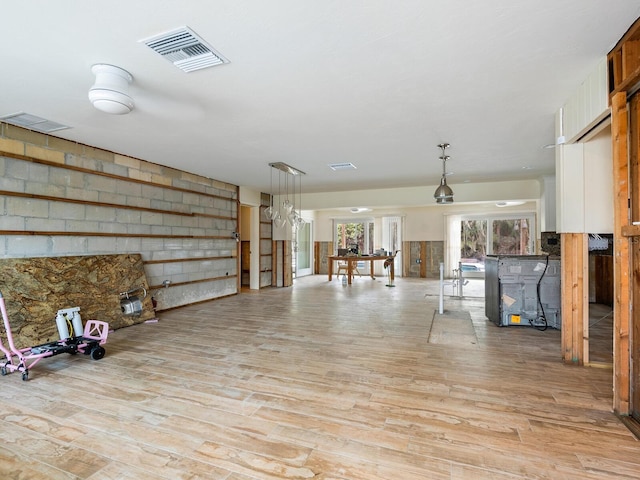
(140, 26), (229, 73)
(0, 112), (70, 133)
(328, 162), (357, 171)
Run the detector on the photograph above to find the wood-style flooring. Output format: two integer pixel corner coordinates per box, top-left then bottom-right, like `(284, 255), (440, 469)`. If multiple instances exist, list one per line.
(0, 275), (637, 479)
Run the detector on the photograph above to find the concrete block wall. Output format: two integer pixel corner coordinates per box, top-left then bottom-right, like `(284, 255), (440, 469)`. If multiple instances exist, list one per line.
(0, 123), (239, 311)
(405, 241), (444, 278)
(314, 241), (332, 275)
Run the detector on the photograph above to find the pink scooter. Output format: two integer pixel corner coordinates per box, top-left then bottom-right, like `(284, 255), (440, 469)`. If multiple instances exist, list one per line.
(0, 290), (109, 381)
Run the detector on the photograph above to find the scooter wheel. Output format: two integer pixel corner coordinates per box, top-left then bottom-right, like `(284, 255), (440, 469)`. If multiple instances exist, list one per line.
(90, 346), (105, 360)
(21, 371), (28, 381)
(1, 366), (7, 376)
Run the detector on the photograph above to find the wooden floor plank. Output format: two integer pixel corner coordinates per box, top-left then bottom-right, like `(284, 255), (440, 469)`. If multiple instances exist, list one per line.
(0, 276), (637, 479)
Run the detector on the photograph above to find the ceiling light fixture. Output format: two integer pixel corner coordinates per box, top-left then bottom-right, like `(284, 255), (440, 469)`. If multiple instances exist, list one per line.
(88, 64), (134, 115)
(496, 201), (526, 208)
(264, 162), (306, 230)
(433, 143), (454, 204)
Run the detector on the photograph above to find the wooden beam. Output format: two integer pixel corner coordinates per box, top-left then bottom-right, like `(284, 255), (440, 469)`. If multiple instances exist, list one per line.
(402, 241), (410, 277)
(313, 242), (320, 274)
(272, 240), (277, 287)
(612, 91), (631, 415)
(283, 240), (292, 287)
(560, 233), (588, 365)
(607, 17), (640, 101)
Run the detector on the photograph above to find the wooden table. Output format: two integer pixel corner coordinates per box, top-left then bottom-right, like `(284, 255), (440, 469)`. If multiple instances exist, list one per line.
(328, 255), (394, 285)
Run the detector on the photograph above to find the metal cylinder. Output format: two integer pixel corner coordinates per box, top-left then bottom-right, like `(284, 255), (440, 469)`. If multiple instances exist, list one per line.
(71, 311), (83, 337)
(439, 262), (444, 314)
(55, 313), (70, 340)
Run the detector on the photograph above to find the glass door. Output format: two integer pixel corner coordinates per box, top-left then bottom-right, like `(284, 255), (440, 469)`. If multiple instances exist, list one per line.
(334, 218), (374, 276)
(457, 214), (535, 277)
(295, 221), (312, 277)
(382, 216), (402, 276)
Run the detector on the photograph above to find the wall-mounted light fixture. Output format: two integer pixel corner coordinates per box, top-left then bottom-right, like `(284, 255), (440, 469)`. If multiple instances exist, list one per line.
(433, 143), (454, 204)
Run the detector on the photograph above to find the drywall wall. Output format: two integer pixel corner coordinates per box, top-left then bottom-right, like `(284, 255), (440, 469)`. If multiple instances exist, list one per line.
(301, 179), (540, 211)
(312, 202), (538, 242)
(584, 126), (614, 233)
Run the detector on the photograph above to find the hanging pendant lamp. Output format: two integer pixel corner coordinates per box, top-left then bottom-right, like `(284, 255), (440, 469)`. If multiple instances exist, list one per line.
(267, 162), (305, 229)
(433, 143), (454, 204)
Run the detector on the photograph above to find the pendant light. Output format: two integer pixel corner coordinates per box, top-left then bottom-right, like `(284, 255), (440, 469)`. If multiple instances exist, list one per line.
(267, 162), (305, 229)
(433, 143), (454, 204)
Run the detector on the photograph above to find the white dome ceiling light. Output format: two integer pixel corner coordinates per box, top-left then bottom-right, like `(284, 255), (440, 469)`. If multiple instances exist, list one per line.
(89, 64), (134, 115)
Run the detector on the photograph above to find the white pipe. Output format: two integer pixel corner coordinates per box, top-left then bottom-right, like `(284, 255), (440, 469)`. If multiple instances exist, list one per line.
(439, 262), (444, 314)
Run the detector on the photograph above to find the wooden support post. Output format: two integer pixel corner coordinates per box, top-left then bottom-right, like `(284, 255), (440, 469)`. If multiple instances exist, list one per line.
(283, 240), (292, 287)
(420, 241), (427, 278)
(561, 233), (588, 365)
(271, 240), (277, 287)
(612, 91), (631, 414)
(313, 241), (320, 274)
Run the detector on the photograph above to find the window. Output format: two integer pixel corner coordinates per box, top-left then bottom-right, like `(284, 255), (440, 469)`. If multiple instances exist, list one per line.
(334, 219), (374, 254)
(457, 214), (535, 274)
(492, 218), (532, 255)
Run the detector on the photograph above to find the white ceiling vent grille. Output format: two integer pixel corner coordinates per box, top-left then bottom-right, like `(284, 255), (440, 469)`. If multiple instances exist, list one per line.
(0, 112), (70, 133)
(328, 162), (357, 171)
(140, 26), (229, 73)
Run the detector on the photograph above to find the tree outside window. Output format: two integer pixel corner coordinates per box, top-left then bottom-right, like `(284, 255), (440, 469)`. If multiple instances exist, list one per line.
(335, 220), (373, 254)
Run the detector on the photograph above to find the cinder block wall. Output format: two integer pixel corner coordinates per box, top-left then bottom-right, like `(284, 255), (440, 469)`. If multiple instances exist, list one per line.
(0, 123), (240, 310)
(405, 240), (444, 278)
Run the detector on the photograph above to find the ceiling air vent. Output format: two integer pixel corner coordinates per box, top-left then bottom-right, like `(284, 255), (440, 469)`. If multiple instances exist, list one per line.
(140, 26), (229, 73)
(0, 112), (70, 133)
(328, 162), (357, 171)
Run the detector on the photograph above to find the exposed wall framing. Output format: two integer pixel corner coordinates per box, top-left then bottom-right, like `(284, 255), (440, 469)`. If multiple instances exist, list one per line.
(560, 233), (588, 365)
(608, 15), (640, 415)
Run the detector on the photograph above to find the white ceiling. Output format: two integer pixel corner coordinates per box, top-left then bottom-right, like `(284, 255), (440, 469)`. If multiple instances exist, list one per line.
(1, 1), (639, 197)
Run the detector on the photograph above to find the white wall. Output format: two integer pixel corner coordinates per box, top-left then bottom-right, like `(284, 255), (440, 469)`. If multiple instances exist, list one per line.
(313, 201), (538, 244)
(238, 186), (261, 206)
(302, 179), (540, 211)
(555, 57), (613, 234)
(562, 57), (609, 144)
(556, 125), (613, 233)
(306, 178), (541, 242)
(584, 126), (614, 233)
(540, 175), (556, 233)
(556, 142), (586, 232)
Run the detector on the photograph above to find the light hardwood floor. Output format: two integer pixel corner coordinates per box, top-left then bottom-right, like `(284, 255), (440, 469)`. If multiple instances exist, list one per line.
(1, 276), (637, 479)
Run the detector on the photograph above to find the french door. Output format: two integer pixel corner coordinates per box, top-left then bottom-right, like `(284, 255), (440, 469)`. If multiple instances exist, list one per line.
(295, 221), (313, 277)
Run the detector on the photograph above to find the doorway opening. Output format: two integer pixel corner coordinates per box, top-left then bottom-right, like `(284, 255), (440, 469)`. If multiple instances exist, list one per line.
(292, 220), (312, 278)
